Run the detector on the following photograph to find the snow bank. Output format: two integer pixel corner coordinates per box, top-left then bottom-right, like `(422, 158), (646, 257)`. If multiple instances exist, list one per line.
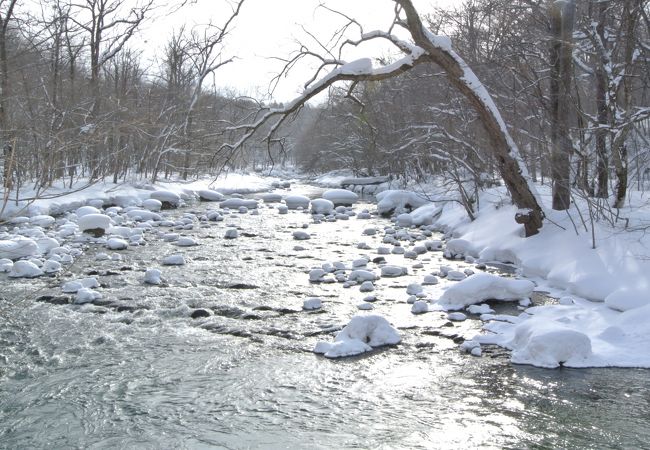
(0, 238), (39, 260)
(437, 273), (534, 310)
(314, 315), (401, 358)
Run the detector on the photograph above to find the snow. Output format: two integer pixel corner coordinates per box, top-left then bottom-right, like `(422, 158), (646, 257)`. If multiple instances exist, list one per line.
(106, 237), (129, 250)
(142, 199), (162, 211)
(292, 231), (311, 240)
(150, 190), (181, 206)
(163, 254), (186, 265)
(322, 189), (358, 206)
(380, 265), (407, 277)
(75, 287), (102, 304)
(303, 297), (322, 310)
(348, 270), (378, 282)
(197, 189), (225, 202)
(8, 260), (43, 278)
(0, 238), (39, 260)
(604, 287), (650, 312)
(437, 273), (534, 310)
(144, 268), (163, 285)
(283, 195), (310, 210)
(411, 301), (429, 314)
(376, 190), (430, 216)
(314, 315), (400, 358)
(310, 198), (335, 215)
(220, 198), (259, 209)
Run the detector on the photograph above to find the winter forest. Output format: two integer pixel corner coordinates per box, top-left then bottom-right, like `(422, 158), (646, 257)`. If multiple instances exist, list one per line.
(1, 0), (650, 448)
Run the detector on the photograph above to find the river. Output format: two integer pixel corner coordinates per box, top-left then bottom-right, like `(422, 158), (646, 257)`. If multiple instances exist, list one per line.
(1, 185), (648, 449)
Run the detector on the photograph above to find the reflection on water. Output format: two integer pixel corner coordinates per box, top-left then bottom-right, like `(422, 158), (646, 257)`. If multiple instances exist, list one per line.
(0, 185), (648, 449)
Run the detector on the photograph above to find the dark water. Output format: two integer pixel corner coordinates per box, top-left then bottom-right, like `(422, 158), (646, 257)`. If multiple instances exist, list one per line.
(1, 187), (649, 449)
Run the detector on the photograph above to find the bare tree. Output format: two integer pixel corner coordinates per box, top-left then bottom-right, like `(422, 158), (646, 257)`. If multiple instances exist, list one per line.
(0, 0), (17, 190)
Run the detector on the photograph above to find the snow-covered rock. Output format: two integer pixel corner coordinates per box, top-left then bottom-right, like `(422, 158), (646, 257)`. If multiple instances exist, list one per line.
(604, 287), (649, 312)
(29, 215), (56, 228)
(448, 312), (467, 321)
(106, 237), (129, 250)
(423, 275), (439, 285)
(359, 281), (375, 292)
(303, 297), (322, 310)
(467, 304), (495, 315)
(509, 318), (593, 369)
(74, 287), (102, 304)
(284, 195), (310, 210)
(142, 199), (162, 211)
(310, 198), (335, 215)
(42, 260), (62, 273)
(314, 315), (401, 358)
(411, 300), (429, 314)
(380, 265), (407, 277)
(176, 237), (199, 247)
(198, 189), (225, 202)
(125, 209), (162, 222)
(322, 189), (358, 206)
(224, 228), (239, 239)
(144, 268), (163, 285)
(348, 270), (378, 282)
(8, 260), (43, 278)
(376, 190), (429, 216)
(262, 193), (283, 203)
(78, 213), (112, 233)
(292, 230), (310, 240)
(408, 203), (442, 226)
(406, 283), (423, 295)
(220, 198), (259, 209)
(62, 277), (100, 293)
(0, 258), (13, 272)
(0, 238), (39, 260)
(437, 273), (534, 310)
(446, 270), (467, 281)
(163, 254), (186, 265)
(150, 190), (181, 207)
(76, 205), (101, 218)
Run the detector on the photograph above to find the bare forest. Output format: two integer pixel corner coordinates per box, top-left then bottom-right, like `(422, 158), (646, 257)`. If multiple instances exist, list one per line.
(1, 0), (649, 232)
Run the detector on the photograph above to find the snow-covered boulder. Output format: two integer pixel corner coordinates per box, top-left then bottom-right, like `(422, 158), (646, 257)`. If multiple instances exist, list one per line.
(310, 198), (335, 215)
(314, 315), (401, 358)
(509, 318), (593, 368)
(78, 213), (112, 235)
(0, 258), (13, 272)
(0, 238), (39, 260)
(29, 215), (56, 228)
(284, 195), (310, 210)
(150, 190), (181, 208)
(437, 273), (534, 310)
(292, 230), (310, 240)
(125, 209), (162, 222)
(62, 277), (100, 293)
(198, 189), (225, 202)
(322, 189), (358, 206)
(376, 190), (429, 216)
(8, 260), (43, 278)
(74, 287), (102, 304)
(380, 265), (407, 277)
(406, 283), (423, 295)
(408, 203), (442, 226)
(604, 287), (650, 312)
(76, 205), (101, 218)
(42, 260), (62, 273)
(224, 228), (239, 239)
(396, 214), (413, 228)
(262, 193), (283, 203)
(303, 297), (322, 310)
(175, 237), (199, 247)
(445, 239), (480, 259)
(348, 269), (378, 282)
(142, 199), (162, 212)
(220, 198), (258, 209)
(144, 268), (163, 285)
(162, 254), (186, 265)
(411, 300), (429, 314)
(106, 237), (129, 250)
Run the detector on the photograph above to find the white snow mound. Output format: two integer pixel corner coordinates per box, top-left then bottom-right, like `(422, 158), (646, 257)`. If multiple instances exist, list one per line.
(437, 273), (534, 310)
(314, 315), (401, 358)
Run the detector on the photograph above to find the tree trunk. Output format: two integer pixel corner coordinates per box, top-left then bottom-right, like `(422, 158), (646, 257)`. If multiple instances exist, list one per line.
(548, 0), (575, 211)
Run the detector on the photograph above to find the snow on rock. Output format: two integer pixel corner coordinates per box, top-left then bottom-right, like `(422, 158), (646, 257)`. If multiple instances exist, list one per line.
(125, 209), (162, 222)
(76, 205), (101, 218)
(437, 273), (534, 310)
(448, 312), (467, 321)
(75, 287), (102, 304)
(411, 300), (429, 314)
(144, 268), (163, 285)
(198, 189), (225, 202)
(224, 229), (239, 239)
(175, 236), (199, 247)
(376, 190), (430, 216)
(277, 205), (289, 214)
(106, 237), (129, 250)
(359, 281), (375, 292)
(446, 270), (467, 281)
(220, 198), (258, 209)
(509, 318), (593, 369)
(8, 260), (43, 278)
(150, 190), (181, 207)
(29, 215), (56, 228)
(310, 198), (335, 215)
(322, 189), (358, 206)
(62, 277), (100, 293)
(408, 203), (442, 226)
(262, 193), (283, 203)
(357, 302), (374, 310)
(309, 269), (326, 282)
(292, 231), (311, 240)
(0, 258), (13, 272)
(36, 237), (60, 255)
(0, 238), (39, 260)
(423, 275), (439, 285)
(396, 214), (413, 228)
(163, 254), (186, 265)
(283, 195), (310, 210)
(348, 269), (378, 282)
(467, 304), (495, 315)
(142, 199), (162, 211)
(42, 260), (62, 273)
(314, 315), (400, 358)
(406, 283), (423, 295)
(380, 265), (407, 277)
(604, 287), (650, 312)
(445, 239), (479, 259)
(303, 297), (322, 310)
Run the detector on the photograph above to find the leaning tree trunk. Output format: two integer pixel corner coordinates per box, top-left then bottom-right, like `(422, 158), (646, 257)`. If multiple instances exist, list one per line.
(398, 0), (544, 235)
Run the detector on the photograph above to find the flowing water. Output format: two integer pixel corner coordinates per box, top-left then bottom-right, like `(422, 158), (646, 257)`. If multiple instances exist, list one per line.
(1, 185), (649, 449)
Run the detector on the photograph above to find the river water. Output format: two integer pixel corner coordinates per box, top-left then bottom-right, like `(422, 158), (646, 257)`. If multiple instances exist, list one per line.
(1, 185), (649, 449)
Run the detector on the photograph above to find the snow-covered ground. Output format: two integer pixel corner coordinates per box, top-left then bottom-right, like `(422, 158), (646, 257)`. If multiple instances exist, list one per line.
(1, 170), (649, 369)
